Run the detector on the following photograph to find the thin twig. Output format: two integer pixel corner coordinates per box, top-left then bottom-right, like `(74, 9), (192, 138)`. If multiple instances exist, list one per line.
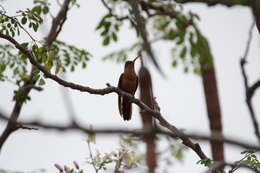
(228, 151), (255, 172)
(87, 141), (99, 173)
(128, 0), (163, 74)
(240, 21), (260, 142)
(100, 0), (128, 21)
(205, 161), (260, 173)
(0, 12), (37, 42)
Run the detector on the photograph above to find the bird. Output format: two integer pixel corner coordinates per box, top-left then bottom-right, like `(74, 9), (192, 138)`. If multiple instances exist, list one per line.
(118, 56), (139, 121)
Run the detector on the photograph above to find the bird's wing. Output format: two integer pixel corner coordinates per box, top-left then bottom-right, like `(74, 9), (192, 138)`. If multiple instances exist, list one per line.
(118, 73), (124, 115)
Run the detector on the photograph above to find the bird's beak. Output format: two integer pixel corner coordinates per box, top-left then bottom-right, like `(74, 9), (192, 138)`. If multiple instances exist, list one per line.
(133, 56), (140, 63)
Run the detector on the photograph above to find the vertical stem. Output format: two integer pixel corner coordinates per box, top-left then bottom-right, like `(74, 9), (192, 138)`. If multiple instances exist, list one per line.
(201, 64), (224, 162)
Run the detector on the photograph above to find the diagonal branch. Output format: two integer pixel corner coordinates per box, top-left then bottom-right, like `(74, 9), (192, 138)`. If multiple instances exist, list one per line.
(46, 0), (71, 45)
(128, 0), (163, 74)
(240, 22), (260, 142)
(0, 33), (207, 160)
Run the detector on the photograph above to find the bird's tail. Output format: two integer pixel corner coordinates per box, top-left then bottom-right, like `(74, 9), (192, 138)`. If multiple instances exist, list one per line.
(122, 97), (132, 121)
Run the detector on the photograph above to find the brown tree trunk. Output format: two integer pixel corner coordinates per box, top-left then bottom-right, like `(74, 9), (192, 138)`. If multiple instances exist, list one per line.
(201, 63), (225, 162)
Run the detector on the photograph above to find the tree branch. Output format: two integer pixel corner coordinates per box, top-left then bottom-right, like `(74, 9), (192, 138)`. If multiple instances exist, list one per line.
(0, 33), (208, 160)
(0, 112), (260, 152)
(128, 0), (163, 74)
(240, 22), (260, 142)
(46, 0), (71, 46)
(100, 0), (129, 21)
(205, 161), (260, 173)
(174, 0), (250, 7)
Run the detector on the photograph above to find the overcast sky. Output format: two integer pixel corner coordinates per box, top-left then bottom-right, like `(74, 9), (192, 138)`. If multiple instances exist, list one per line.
(0, 0), (260, 172)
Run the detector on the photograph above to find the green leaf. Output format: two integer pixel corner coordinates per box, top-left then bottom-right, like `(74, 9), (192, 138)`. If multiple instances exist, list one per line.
(190, 45), (196, 58)
(184, 66), (189, 73)
(82, 62), (87, 68)
(11, 18), (15, 24)
(176, 37), (184, 45)
(43, 6), (49, 14)
(102, 37), (110, 46)
(101, 27), (109, 36)
(21, 17), (27, 25)
(39, 78), (46, 85)
(29, 22), (33, 28)
(32, 23), (38, 32)
(32, 44), (38, 55)
(112, 32), (118, 42)
(114, 24), (119, 31)
(20, 42), (29, 48)
(32, 6), (42, 15)
(172, 60), (177, 67)
(70, 65), (75, 72)
(10, 28), (15, 37)
(180, 46), (187, 58)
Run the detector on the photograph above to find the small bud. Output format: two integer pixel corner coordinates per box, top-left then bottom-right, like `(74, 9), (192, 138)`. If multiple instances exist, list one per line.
(64, 165), (71, 173)
(73, 161), (79, 170)
(54, 163), (63, 172)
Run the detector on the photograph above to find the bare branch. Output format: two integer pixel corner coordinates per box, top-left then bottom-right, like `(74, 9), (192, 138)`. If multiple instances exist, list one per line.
(46, 0), (71, 45)
(100, 0), (129, 21)
(251, 0), (260, 33)
(174, 0), (250, 7)
(240, 22), (260, 142)
(128, 0), (163, 74)
(0, 113), (260, 151)
(0, 33), (207, 160)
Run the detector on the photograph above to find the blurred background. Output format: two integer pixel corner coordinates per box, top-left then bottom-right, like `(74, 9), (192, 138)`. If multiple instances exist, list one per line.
(0, 0), (260, 172)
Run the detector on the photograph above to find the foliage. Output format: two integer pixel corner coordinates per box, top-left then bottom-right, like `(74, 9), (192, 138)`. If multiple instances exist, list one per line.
(96, 14), (120, 46)
(233, 150), (260, 171)
(0, 0), (49, 37)
(196, 150), (260, 171)
(0, 0), (91, 104)
(1, 0), (252, 172)
(197, 158), (214, 167)
(97, 0), (213, 74)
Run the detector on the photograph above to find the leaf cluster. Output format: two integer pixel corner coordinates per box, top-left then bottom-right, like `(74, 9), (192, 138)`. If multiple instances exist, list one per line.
(96, 14), (120, 46)
(236, 150), (260, 171)
(0, 0), (49, 37)
(97, 0), (214, 74)
(0, 44), (28, 82)
(148, 2), (212, 74)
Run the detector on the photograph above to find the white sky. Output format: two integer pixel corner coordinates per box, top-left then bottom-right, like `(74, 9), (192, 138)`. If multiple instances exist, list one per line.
(0, 0), (260, 172)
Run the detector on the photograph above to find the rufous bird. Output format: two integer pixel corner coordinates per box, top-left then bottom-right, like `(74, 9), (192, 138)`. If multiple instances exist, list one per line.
(118, 56), (140, 121)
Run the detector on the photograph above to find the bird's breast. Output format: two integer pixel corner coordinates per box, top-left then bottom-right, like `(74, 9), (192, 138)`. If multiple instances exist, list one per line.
(121, 75), (138, 93)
